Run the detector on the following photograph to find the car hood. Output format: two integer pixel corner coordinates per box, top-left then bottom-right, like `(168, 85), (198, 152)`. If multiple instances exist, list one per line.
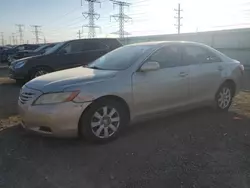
(25, 67), (117, 93)
(10, 56), (37, 65)
(11, 55), (43, 63)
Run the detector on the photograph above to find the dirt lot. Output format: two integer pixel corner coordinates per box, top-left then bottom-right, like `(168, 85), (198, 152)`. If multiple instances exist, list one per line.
(0, 67), (250, 188)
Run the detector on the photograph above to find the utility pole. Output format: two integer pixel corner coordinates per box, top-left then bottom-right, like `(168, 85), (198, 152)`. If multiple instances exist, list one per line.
(15, 36), (18, 45)
(77, 30), (82, 39)
(174, 3), (183, 34)
(9, 36), (12, 45)
(31, 25), (42, 44)
(12, 33), (16, 45)
(110, 0), (132, 38)
(0, 32), (4, 45)
(16, 24), (25, 44)
(43, 37), (46, 44)
(81, 0), (101, 38)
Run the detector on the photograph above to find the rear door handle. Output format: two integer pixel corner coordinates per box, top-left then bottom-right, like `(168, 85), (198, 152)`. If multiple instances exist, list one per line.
(179, 72), (188, 77)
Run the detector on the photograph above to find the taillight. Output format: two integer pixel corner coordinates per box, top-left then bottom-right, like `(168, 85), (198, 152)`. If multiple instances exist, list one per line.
(239, 64), (244, 75)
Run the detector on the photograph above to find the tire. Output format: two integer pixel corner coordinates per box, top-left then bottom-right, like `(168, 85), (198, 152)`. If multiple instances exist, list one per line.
(30, 67), (52, 80)
(79, 99), (129, 143)
(215, 83), (234, 111)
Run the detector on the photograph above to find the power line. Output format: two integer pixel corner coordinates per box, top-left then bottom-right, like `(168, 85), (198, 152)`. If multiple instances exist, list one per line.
(16, 24), (25, 44)
(31, 25), (42, 44)
(0, 32), (4, 46)
(110, 0), (132, 38)
(81, 0), (101, 38)
(77, 30), (82, 39)
(174, 3), (183, 34)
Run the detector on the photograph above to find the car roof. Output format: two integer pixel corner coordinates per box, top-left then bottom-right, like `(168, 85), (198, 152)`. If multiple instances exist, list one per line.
(68, 38), (120, 42)
(127, 41), (207, 47)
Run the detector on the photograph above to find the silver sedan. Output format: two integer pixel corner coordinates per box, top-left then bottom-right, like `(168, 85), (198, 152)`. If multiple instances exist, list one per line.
(18, 41), (244, 142)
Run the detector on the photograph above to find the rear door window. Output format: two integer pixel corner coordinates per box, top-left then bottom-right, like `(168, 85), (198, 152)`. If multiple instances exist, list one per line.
(183, 45), (222, 65)
(81, 41), (108, 51)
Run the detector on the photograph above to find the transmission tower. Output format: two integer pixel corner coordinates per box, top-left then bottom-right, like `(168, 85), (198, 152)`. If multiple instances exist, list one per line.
(110, 0), (132, 38)
(15, 36), (18, 45)
(0, 32), (4, 45)
(31, 25), (42, 44)
(81, 0), (101, 38)
(174, 3), (183, 34)
(77, 30), (82, 39)
(12, 33), (16, 45)
(16, 24), (25, 44)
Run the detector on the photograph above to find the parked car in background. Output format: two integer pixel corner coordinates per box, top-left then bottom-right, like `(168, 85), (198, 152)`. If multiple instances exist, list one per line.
(0, 46), (11, 53)
(18, 41), (244, 142)
(8, 43), (56, 63)
(1, 44), (40, 64)
(9, 38), (122, 82)
(0, 46), (12, 63)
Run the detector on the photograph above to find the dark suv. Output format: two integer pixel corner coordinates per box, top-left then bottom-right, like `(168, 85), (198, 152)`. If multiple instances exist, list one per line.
(9, 38), (122, 82)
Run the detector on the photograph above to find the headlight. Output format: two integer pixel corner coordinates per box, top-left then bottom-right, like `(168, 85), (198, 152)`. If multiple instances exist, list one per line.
(14, 61), (26, 69)
(34, 91), (80, 105)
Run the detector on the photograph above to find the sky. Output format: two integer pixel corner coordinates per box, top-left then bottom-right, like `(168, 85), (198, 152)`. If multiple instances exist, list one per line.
(0, 0), (250, 44)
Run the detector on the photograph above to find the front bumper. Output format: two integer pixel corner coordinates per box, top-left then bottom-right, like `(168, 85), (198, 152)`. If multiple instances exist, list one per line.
(19, 100), (92, 138)
(9, 66), (28, 80)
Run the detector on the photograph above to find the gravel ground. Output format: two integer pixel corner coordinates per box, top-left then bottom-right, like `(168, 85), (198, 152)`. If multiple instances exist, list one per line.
(0, 68), (250, 188)
(1, 108), (250, 188)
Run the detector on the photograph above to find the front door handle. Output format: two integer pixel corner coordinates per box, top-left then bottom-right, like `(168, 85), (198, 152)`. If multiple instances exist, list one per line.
(179, 72), (188, 77)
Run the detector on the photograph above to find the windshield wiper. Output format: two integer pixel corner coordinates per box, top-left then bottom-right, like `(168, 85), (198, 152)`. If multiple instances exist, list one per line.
(88, 66), (103, 70)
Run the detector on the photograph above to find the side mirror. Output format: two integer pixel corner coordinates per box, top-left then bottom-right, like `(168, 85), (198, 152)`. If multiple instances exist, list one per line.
(140, 61), (160, 72)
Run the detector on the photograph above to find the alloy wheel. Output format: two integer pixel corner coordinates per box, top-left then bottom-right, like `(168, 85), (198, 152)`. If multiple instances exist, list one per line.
(34, 70), (48, 78)
(91, 106), (120, 138)
(217, 87), (231, 109)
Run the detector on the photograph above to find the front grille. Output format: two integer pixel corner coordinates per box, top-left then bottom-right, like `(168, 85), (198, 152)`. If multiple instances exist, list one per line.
(19, 91), (35, 104)
(19, 86), (42, 105)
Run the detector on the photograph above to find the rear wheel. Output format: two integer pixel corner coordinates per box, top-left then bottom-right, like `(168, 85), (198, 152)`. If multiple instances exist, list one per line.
(79, 99), (128, 143)
(215, 83), (233, 111)
(30, 67), (52, 79)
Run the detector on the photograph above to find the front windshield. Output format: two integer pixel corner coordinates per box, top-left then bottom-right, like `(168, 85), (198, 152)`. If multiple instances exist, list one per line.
(88, 45), (152, 70)
(44, 42), (65, 55)
(33, 45), (47, 53)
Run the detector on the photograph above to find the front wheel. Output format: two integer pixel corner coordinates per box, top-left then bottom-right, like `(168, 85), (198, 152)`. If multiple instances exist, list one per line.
(79, 99), (128, 143)
(215, 84), (233, 111)
(30, 67), (52, 79)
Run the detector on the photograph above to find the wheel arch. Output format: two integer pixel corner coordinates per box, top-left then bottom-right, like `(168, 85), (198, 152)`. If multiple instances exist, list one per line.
(222, 79), (236, 97)
(78, 95), (131, 136)
(216, 79), (236, 99)
(29, 65), (54, 79)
